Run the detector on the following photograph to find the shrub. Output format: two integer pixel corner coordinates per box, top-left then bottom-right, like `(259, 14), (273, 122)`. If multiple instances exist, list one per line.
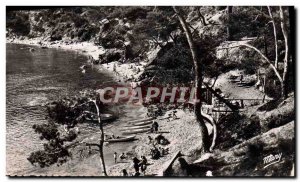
(264, 67), (281, 99)
(265, 110), (295, 131)
(6, 12), (31, 36)
(216, 113), (261, 150)
(121, 7), (149, 21)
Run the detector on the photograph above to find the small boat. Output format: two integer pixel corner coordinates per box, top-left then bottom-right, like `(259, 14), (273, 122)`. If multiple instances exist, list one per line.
(228, 75), (239, 80)
(121, 128), (151, 135)
(128, 117), (155, 124)
(157, 116), (171, 120)
(132, 120), (153, 126)
(121, 125), (152, 130)
(230, 80), (240, 83)
(29, 48), (35, 52)
(85, 113), (116, 123)
(104, 135), (136, 143)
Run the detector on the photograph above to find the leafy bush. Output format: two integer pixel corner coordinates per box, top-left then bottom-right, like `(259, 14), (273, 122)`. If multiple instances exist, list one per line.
(27, 141), (70, 168)
(257, 98), (282, 111)
(264, 110), (295, 131)
(6, 11), (31, 36)
(264, 67), (282, 99)
(121, 7), (149, 21)
(28, 91), (107, 168)
(216, 113), (261, 150)
(32, 123), (59, 140)
(101, 51), (122, 63)
(73, 15), (87, 28)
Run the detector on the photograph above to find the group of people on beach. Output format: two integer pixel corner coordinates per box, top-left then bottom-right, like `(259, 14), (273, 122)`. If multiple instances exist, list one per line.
(114, 106), (176, 176)
(120, 155), (148, 176)
(148, 134), (169, 160)
(114, 152), (127, 164)
(115, 122), (170, 176)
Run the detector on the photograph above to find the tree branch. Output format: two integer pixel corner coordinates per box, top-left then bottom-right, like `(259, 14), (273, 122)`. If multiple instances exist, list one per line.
(239, 43), (283, 83)
(197, 7), (208, 26)
(201, 111), (217, 152)
(211, 75), (219, 88)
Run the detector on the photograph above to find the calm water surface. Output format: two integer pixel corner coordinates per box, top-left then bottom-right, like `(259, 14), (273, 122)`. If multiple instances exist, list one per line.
(6, 43), (145, 176)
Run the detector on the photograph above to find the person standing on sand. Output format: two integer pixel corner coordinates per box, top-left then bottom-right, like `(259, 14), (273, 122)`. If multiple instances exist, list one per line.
(114, 152), (117, 164)
(172, 110), (178, 120)
(113, 63), (117, 72)
(240, 74), (244, 83)
(152, 121), (159, 133)
(147, 136), (153, 145)
(140, 156), (148, 175)
(122, 169), (128, 176)
(140, 162), (147, 175)
(132, 157), (140, 173)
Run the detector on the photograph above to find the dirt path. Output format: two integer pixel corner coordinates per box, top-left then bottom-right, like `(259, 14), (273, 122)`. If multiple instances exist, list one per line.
(214, 71), (270, 100)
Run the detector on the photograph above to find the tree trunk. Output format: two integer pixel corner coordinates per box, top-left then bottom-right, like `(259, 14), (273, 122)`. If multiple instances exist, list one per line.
(227, 6), (233, 41)
(169, 33), (177, 44)
(93, 101), (108, 176)
(289, 7), (295, 93)
(279, 6), (290, 98)
(173, 6), (210, 153)
(263, 32), (268, 58)
(201, 111), (217, 152)
(267, 6), (279, 68)
(240, 43), (283, 84)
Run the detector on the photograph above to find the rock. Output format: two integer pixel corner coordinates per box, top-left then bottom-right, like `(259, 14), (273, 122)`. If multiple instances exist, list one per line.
(193, 121), (295, 176)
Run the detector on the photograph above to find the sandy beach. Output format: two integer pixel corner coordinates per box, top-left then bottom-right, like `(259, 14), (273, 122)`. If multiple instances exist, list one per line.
(7, 37), (149, 84)
(107, 109), (204, 176)
(7, 37), (105, 60)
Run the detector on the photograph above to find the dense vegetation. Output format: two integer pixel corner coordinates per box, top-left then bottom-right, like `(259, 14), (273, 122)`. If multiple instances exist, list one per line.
(6, 6), (293, 98)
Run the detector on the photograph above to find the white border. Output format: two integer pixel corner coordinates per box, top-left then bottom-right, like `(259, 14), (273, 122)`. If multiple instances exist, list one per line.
(1, 0), (298, 182)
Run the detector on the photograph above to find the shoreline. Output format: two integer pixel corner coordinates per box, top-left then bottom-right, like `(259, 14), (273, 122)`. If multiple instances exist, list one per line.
(7, 37), (104, 60)
(6, 37), (146, 83)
